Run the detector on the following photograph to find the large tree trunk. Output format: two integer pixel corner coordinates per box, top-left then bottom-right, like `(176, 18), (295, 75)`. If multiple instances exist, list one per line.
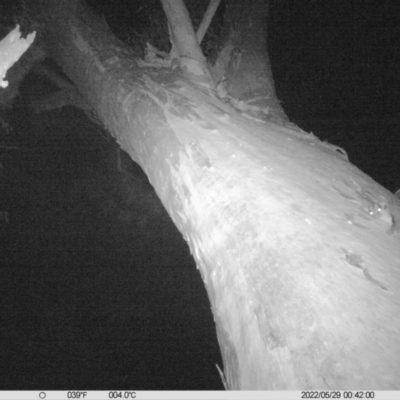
(26, 0), (400, 389)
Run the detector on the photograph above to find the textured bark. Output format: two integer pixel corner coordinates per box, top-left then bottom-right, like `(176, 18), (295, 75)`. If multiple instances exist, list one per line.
(31, 0), (400, 389)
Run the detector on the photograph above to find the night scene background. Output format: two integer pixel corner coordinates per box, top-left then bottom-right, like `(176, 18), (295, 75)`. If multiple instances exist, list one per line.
(0, 0), (399, 390)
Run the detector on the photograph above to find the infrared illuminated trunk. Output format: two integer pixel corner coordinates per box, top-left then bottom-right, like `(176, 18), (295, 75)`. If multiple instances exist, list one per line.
(25, 0), (400, 389)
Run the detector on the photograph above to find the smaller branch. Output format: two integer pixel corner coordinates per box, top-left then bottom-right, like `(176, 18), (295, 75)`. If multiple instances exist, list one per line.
(159, 0), (205, 62)
(159, 0), (215, 88)
(196, 0), (221, 44)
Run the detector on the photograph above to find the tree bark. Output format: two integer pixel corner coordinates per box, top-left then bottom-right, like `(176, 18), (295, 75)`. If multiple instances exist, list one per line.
(29, 0), (400, 389)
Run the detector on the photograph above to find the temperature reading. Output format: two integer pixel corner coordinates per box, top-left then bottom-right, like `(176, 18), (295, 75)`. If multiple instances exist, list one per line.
(108, 392), (136, 399)
(67, 392), (88, 398)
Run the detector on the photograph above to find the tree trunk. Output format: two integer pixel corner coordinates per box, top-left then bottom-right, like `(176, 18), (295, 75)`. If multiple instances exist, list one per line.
(29, 0), (400, 389)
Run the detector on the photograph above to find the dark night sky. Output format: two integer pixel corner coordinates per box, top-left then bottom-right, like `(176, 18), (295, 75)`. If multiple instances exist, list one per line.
(267, 1), (400, 191)
(1, 0), (399, 391)
(269, 1), (400, 118)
